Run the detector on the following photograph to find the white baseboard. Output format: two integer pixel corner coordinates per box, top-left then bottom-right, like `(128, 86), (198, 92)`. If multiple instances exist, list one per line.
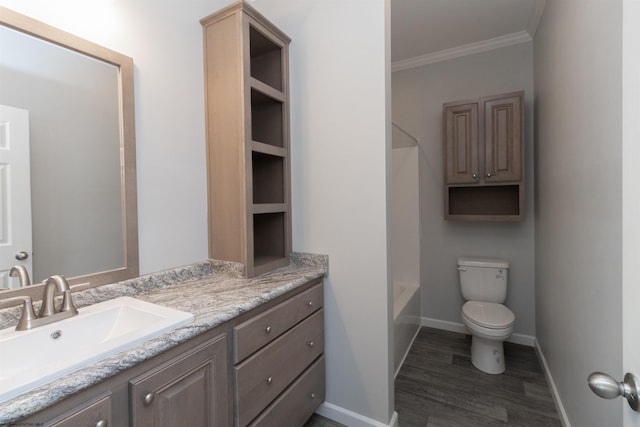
(316, 402), (398, 427)
(534, 339), (571, 427)
(420, 316), (536, 347)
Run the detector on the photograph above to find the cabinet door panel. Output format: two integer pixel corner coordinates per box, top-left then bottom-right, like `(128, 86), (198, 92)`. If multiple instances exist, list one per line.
(444, 102), (479, 184)
(48, 393), (111, 427)
(130, 334), (228, 427)
(484, 93), (523, 182)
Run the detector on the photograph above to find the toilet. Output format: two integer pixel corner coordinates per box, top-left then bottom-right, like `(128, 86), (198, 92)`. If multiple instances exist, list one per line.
(458, 256), (515, 374)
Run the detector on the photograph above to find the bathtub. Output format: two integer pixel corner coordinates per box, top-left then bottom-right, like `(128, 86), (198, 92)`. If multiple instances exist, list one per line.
(393, 281), (420, 377)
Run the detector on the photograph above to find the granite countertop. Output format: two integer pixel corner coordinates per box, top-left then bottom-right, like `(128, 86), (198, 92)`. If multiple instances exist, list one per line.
(0, 253), (328, 424)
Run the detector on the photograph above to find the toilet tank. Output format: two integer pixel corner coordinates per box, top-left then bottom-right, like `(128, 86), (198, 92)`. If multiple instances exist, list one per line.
(458, 257), (509, 303)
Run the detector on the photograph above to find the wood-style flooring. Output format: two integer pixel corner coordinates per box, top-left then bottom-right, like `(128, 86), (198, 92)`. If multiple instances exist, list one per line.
(305, 327), (562, 427)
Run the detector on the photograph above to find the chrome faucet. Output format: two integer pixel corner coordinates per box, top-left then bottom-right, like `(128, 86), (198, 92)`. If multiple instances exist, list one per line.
(9, 265), (31, 287)
(0, 296), (38, 331)
(39, 275), (78, 318)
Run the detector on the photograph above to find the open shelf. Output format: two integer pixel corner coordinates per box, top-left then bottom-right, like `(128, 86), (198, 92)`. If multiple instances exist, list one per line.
(252, 151), (284, 204)
(253, 212), (286, 267)
(202, 1), (291, 277)
(251, 89), (283, 147)
(249, 26), (283, 91)
(447, 185), (521, 219)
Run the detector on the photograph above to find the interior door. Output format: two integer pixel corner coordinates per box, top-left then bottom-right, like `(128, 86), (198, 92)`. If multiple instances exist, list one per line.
(0, 104), (33, 289)
(622, 0), (640, 425)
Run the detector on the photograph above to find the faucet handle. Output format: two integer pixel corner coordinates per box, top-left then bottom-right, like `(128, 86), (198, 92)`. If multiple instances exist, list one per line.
(0, 296), (37, 331)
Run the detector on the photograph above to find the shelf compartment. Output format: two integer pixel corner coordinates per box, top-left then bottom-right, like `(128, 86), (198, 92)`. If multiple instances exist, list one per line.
(447, 185), (520, 218)
(252, 151), (284, 204)
(252, 140), (286, 157)
(253, 212), (286, 267)
(251, 89), (284, 147)
(249, 25), (283, 91)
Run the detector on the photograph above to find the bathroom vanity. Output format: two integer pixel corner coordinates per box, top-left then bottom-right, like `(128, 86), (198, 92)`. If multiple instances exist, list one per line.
(0, 255), (327, 426)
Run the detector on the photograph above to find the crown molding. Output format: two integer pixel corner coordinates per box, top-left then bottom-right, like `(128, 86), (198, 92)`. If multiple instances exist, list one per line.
(392, 30), (532, 73)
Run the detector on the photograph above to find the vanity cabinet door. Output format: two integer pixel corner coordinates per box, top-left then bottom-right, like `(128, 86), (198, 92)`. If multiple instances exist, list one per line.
(130, 334), (228, 427)
(47, 393), (111, 427)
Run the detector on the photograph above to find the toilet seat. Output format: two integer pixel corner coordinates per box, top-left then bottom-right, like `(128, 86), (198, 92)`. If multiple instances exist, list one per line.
(462, 301), (515, 329)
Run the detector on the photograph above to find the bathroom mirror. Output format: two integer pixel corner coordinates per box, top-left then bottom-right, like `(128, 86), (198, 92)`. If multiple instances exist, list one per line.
(0, 6), (138, 300)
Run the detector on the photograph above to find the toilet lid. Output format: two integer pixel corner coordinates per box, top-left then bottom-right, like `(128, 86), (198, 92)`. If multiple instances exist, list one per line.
(462, 301), (515, 329)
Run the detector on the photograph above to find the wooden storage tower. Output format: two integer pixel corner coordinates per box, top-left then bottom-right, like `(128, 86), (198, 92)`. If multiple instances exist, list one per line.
(202, 1), (292, 277)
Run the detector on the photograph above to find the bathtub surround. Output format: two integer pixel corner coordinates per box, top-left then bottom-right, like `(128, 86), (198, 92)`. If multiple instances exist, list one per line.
(391, 144), (421, 377)
(393, 281), (420, 377)
(0, 253), (328, 424)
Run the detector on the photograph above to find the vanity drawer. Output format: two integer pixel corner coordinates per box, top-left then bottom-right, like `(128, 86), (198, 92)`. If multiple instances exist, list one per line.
(233, 280), (323, 363)
(235, 309), (324, 427)
(249, 356), (325, 427)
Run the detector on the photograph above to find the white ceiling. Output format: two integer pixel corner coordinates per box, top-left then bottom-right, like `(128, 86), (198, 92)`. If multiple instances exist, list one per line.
(391, 0), (546, 69)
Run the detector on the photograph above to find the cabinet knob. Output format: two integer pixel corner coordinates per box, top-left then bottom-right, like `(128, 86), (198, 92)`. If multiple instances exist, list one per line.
(472, 174), (478, 179)
(310, 393), (316, 399)
(486, 173), (492, 178)
(96, 420), (108, 427)
(266, 376), (273, 384)
(265, 325), (272, 333)
(307, 341), (314, 348)
(143, 392), (155, 406)
(307, 301), (313, 307)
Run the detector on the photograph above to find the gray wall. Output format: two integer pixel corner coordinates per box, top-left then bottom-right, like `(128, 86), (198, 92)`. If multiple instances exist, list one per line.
(391, 43), (536, 336)
(534, 1), (623, 425)
(250, 1), (395, 425)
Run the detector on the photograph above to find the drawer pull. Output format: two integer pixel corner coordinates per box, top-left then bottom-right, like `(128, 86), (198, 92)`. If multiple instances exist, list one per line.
(265, 325), (272, 333)
(143, 392), (155, 406)
(307, 341), (314, 348)
(307, 301), (313, 307)
(266, 376), (273, 385)
(96, 420), (108, 427)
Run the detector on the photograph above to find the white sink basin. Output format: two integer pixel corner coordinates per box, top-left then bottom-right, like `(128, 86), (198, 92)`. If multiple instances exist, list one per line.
(0, 296), (194, 403)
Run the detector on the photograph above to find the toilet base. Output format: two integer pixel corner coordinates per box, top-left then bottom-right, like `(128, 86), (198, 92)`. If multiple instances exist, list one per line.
(470, 335), (506, 374)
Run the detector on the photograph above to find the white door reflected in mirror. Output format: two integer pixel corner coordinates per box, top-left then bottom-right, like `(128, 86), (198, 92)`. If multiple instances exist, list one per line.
(0, 105), (32, 289)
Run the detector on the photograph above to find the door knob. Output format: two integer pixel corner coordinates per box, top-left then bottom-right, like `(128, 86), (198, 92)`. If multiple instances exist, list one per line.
(588, 372), (640, 411)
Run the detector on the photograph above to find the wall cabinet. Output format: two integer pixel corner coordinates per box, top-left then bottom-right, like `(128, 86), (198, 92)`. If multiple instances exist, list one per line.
(201, 1), (292, 277)
(443, 91), (525, 221)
